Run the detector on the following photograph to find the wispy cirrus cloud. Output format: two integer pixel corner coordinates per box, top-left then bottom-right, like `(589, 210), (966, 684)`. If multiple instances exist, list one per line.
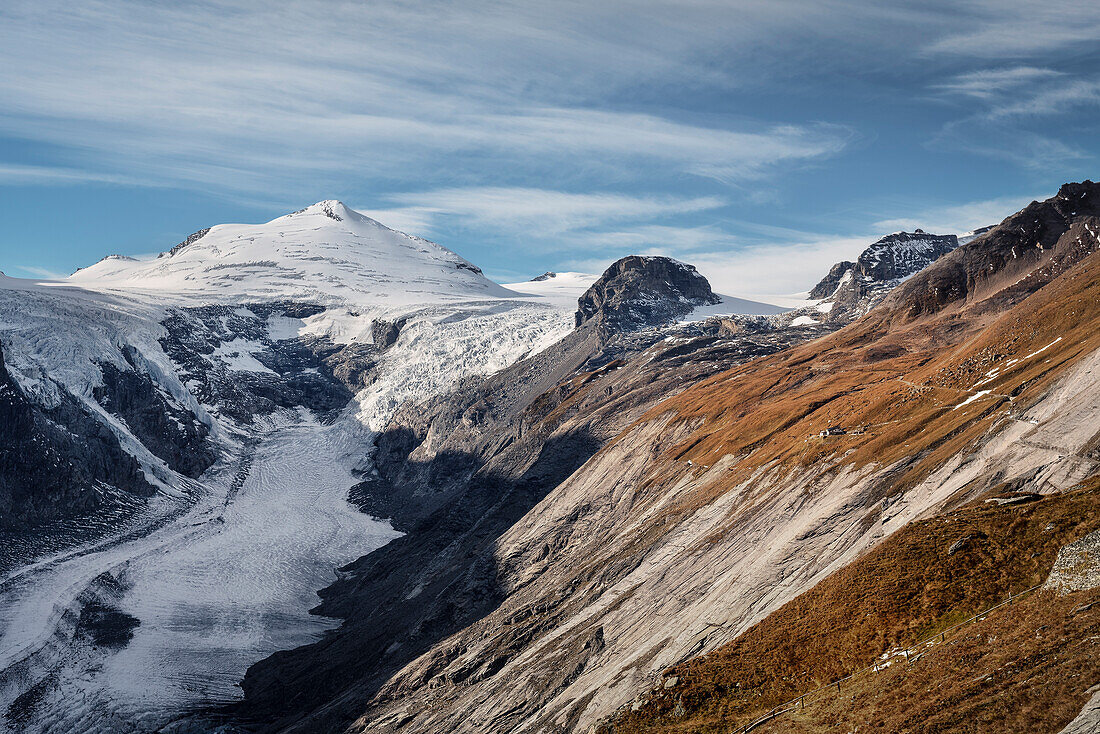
(928, 62), (1099, 169)
(0, 163), (145, 187)
(12, 265), (68, 279)
(920, 0), (1100, 169)
(933, 67), (1064, 100)
(925, 0), (1100, 58)
(986, 78), (1100, 119)
(371, 188), (725, 237)
(0, 0), (857, 200)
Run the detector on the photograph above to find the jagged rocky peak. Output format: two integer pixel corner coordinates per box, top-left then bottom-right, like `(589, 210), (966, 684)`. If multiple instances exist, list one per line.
(531, 271), (557, 281)
(1055, 179), (1100, 205)
(856, 229), (959, 282)
(575, 255), (720, 331)
(802, 228), (960, 324)
(812, 230), (959, 299)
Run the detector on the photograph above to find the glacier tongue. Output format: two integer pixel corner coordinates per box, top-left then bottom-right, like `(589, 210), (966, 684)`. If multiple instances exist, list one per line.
(0, 410), (400, 733)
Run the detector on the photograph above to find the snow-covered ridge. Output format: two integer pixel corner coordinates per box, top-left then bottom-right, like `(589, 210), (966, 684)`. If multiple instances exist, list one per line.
(66, 200), (518, 307)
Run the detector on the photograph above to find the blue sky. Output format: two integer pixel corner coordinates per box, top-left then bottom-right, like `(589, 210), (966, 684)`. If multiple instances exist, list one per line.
(1, 1), (1098, 295)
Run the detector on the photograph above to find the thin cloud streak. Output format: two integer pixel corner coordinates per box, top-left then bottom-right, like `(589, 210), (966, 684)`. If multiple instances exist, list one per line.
(926, 0), (1100, 57)
(13, 265), (68, 280)
(0, 164), (146, 187)
(933, 67), (1064, 100)
(380, 188), (726, 235)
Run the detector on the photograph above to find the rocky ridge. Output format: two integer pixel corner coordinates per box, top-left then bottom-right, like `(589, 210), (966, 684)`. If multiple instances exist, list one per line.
(235, 182), (1100, 734)
(575, 256), (720, 333)
(804, 229), (960, 323)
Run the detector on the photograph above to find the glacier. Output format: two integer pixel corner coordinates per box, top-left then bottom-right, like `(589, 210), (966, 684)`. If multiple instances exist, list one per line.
(0, 202), (576, 732)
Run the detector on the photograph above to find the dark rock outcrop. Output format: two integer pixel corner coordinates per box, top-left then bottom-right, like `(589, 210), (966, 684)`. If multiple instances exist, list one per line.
(808, 260), (855, 299)
(93, 350), (216, 478)
(855, 229), (959, 282)
(809, 230), (959, 322)
(892, 181), (1100, 319)
(371, 316), (409, 350)
(0, 340), (154, 531)
(575, 256), (719, 332)
(161, 227), (211, 258)
(158, 303), (354, 423)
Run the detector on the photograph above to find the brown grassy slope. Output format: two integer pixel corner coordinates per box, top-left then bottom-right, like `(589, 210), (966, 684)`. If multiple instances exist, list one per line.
(604, 477), (1100, 734)
(625, 215), (1100, 523)
(749, 587), (1100, 734)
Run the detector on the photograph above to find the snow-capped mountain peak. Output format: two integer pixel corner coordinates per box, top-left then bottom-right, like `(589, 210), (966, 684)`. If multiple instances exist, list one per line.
(66, 202), (514, 306)
(281, 199), (367, 225)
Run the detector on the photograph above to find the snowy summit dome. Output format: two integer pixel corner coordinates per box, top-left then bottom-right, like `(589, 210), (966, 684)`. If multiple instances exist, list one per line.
(67, 201), (512, 306)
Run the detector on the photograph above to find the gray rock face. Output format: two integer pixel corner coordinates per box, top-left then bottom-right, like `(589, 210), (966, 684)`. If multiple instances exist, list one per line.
(1044, 528), (1100, 595)
(158, 303), (355, 423)
(0, 340), (153, 531)
(575, 256), (719, 332)
(808, 230), (959, 322)
(93, 348), (216, 478)
(1059, 684), (1100, 734)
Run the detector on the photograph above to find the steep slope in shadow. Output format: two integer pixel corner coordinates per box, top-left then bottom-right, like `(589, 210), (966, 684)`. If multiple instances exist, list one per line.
(0, 338), (153, 533)
(234, 258), (809, 732)
(240, 182), (1100, 734)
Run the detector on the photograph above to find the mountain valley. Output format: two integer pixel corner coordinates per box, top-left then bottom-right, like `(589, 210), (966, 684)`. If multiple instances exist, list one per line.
(1, 184), (1099, 734)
